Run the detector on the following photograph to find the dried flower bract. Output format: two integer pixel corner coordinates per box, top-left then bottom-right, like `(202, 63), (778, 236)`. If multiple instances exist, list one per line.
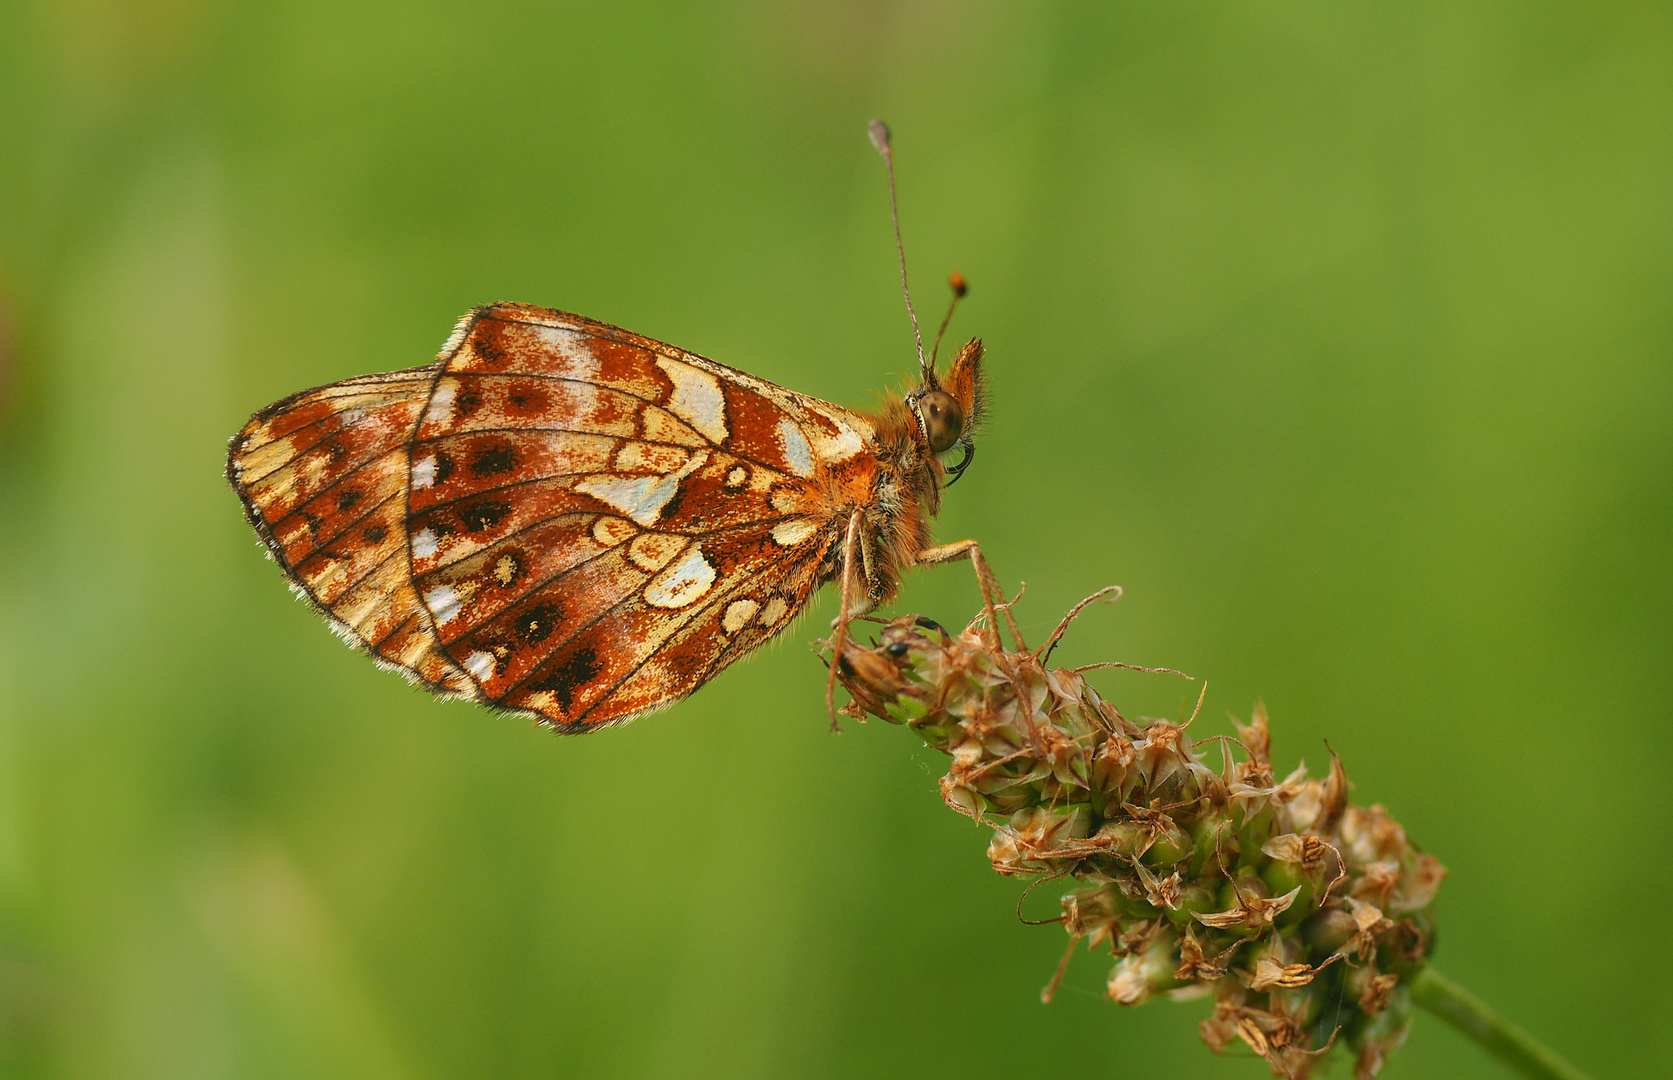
(831, 591), (1445, 1080)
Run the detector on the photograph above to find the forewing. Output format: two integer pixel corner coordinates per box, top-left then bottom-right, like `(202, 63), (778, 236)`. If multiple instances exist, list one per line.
(407, 303), (866, 728)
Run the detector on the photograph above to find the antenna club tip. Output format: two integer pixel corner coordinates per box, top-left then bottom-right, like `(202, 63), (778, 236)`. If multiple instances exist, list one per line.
(867, 119), (892, 155)
(948, 271), (968, 298)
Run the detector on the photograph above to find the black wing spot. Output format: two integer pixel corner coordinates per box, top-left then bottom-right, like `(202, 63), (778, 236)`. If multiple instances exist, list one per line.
(460, 500), (511, 532)
(527, 646), (600, 714)
(470, 444), (516, 476)
(517, 602), (563, 643)
(473, 335), (507, 363)
(433, 451), (455, 486)
(336, 489), (362, 512)
(363, 524), (388, 544)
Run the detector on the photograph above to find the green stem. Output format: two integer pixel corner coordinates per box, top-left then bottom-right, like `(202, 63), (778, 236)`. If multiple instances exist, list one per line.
(1410, 967), (1591, 1080)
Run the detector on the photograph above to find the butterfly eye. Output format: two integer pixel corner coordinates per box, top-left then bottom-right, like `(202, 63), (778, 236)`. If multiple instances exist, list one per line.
(918, 390), (964, 454)
(885, 641), (910, 658)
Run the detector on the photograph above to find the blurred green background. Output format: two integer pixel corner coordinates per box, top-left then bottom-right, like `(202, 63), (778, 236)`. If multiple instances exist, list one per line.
(1, 2), (1669, 1077)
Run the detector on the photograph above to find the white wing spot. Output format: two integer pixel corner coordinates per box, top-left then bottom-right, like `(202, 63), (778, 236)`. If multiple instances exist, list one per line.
(576, 451), (709, 527)
(412, 455), (437, 490)
(772, 519), (819, 547)
(655, 357), (728, 443)
(425, 584), (463, 625)
(423, 380), (457, 425)
(725, 465), (748, 488)
(531, 326), (599, 379)
(463, 651), (496, 682)
(412, 528), (439, 560)
(762, 596), (789, 625)
(810, 420), (864, 465)
(776, 418), (814, 477)
(722, 599), (759, 634)
(644, 547), (716, 609)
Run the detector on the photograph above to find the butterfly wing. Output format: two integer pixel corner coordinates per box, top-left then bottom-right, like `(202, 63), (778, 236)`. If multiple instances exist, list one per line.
(239, 302), (866, 731)
(230, 304), (886, 730)
(226, 365), (477, 697)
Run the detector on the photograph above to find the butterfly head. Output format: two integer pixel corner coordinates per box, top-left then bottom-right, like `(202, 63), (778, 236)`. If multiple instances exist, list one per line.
(907, 336), (986, 487)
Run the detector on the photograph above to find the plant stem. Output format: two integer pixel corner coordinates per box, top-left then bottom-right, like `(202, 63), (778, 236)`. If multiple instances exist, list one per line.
(1410, 967), (1591, 1080)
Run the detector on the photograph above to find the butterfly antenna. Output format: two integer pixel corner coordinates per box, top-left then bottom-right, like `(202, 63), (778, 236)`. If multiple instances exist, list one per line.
(930, 271), (968, 368)
(868, 119), (930, 386)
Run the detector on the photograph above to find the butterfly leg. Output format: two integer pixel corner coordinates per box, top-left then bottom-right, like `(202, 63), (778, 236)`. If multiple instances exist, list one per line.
(825, 509), (865, 729)
(916, 539), (1047, 752)
(915, 539), (1026, 652)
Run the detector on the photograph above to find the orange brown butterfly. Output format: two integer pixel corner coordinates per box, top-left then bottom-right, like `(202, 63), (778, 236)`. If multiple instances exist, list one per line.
(227, 121), (1008, 733)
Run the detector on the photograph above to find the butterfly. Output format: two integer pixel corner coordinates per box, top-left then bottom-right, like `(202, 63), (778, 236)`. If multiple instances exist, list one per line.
(225, 121), (1006, 732)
